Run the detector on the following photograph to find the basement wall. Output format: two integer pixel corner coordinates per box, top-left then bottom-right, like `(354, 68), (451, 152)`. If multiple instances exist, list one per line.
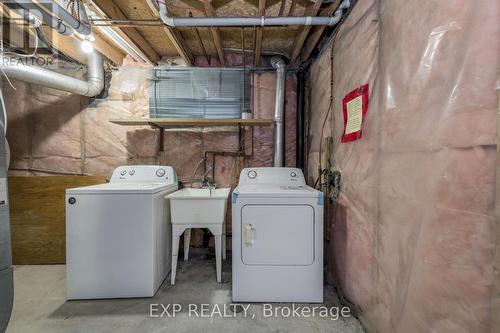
(3, 57), (297, 250)
(307, 0), (499, 332)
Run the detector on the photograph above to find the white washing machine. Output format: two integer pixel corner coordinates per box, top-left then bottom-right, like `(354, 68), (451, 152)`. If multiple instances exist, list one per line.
(66, 165), (178, 300)
(232, 167), (324, 303)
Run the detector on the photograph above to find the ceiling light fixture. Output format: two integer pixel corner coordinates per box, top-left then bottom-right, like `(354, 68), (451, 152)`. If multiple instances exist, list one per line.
(81, 35), (95, 54)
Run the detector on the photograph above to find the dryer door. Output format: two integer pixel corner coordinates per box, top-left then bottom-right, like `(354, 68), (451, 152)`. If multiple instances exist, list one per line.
(241, 205), (314, 266)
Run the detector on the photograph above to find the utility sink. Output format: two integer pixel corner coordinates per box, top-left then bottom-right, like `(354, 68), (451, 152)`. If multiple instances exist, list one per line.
(167, 188), (231, 224)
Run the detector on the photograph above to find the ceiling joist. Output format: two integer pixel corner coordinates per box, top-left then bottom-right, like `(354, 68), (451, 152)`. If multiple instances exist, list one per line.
(289, 0), (322, 64)
(204, 0), (225, 66)
(287, 0), (298, 16)
(301, 0), (341, 62)
(91, 0), (160, 64)
(253, 0), (266, 67)
(144, 0), (194, 65)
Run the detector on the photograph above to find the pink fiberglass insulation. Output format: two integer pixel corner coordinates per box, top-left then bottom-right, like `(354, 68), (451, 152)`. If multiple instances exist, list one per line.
(307, 0), (499, 332)
(4, 59), (296, 178)
(3, 56), (297, 247)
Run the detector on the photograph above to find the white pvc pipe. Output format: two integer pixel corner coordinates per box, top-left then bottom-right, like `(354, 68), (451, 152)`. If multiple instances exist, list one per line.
(0, 52), (104, 97)
(158, 0), (350, 27)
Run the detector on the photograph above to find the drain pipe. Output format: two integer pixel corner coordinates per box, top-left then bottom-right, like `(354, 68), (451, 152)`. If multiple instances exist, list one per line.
(37, 0), (92, 35)
(158, 0), (350, 27)
(272, 57), (286, 167)
(0, 52), (104, 97)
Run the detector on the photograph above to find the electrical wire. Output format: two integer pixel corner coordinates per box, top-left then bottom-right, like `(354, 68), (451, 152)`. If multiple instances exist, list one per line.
(3, 12), (41, 58)
(317, 41), (335, 188)
(0, 86), (7, 135)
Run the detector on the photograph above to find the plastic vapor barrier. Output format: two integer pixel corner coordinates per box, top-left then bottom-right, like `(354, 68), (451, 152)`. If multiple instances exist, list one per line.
(307, 0), (499, 332)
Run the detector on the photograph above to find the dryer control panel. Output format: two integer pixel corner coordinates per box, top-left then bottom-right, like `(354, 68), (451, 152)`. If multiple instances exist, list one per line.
(238, 167), (306, 186)
(110, 165), (177, 184)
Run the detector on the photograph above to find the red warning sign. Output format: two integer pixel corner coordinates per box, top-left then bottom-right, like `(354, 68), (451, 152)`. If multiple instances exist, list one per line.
(341, 84), (369, 143)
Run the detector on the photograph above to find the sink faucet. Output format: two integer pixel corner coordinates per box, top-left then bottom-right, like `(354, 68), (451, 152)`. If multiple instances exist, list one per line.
(201, 165), (216, 192)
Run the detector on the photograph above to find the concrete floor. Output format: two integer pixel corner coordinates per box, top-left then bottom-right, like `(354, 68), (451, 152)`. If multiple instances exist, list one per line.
(6, 252), (364, 333)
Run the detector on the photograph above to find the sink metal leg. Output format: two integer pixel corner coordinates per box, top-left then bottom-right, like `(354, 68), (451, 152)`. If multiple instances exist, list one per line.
(215, 234), (222, 283)
(184, 228), (191, 261)
(171, 235), (180, 285)
(222, 222), (226, 261)
(171, 226), (185, 285)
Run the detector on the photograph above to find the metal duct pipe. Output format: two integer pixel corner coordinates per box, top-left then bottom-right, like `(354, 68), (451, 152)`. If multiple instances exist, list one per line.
(0, 52), (104, 97)
(37, 0), (91, 35)
(271, 56), (286, 167)
(296, 70), (305, 169)
(158, 0), (350, 27)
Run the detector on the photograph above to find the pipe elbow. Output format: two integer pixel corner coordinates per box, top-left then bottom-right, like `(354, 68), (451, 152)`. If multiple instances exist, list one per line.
(85, 78), (104, 97)
(328, 0), (350, 25)
(158, 1), (175, 26)
(84, 52), (105, 97)
(339, 0), (351, 10)
(271, 56), (286, 70)
(160, 12), (175, 27)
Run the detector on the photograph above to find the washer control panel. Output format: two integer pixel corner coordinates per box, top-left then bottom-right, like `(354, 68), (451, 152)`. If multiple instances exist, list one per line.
(247, 170), (257, 179)
(156, 169), (166, 177)
(110, 165), (177, 184)
(239, 167), (306, 186)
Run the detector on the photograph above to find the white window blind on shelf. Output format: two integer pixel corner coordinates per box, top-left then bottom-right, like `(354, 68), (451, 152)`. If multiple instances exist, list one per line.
(149, 68), (251, 119)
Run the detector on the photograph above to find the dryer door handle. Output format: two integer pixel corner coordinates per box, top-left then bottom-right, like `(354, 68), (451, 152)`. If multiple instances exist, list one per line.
(244, 224), (253, 245)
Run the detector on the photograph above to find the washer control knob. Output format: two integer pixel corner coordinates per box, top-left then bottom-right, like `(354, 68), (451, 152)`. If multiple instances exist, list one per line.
(247, 170), (257, 179)
(156, 169), (166, 177)
(120, 170), (127, 176)
(129, 170), (135, 175)
(290, 171), (297, 178)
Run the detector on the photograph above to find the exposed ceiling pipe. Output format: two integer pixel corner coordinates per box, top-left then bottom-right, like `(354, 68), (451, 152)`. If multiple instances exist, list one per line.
(271, 56), (286, 167)
(37, 0), (92, 35)
(157, 0), (350, 27)
(0, 52), (104, 97)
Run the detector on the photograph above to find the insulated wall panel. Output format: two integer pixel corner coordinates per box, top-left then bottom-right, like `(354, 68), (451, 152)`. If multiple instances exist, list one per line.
(307, 0), (499, 332)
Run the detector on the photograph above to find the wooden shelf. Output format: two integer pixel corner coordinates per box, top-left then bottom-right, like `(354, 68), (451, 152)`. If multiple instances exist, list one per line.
(109, 118), (274, 128)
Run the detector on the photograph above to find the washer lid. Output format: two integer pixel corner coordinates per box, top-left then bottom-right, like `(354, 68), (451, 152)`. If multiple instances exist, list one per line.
(233, 184), (320, 198)
(66, 182), (178, 195)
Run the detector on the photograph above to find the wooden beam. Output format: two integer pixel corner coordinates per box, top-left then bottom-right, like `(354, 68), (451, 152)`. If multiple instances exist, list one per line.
(288, 0), (322, 64)
(300, 0), (341, 62)
(91, 0), (160, 64)
(110, 117), (274, 127)
(178, 0), (206, 11)
(254, 0), (266, 67)
(211, 0), (235, 9)
(240, 0), (281, 9)
(144, 1), (194, 65)
(287, 0), (298, 15)
(90, 29), (128, 65)
(204, 0), (225, 66)
(278, 0), (287, 15)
